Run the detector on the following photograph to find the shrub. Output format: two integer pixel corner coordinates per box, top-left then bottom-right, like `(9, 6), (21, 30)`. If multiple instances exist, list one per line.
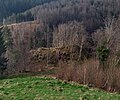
(56, 59), (120, 92)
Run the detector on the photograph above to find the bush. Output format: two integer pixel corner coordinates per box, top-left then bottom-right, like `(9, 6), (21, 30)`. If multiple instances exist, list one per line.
(56, 59), (120, 92)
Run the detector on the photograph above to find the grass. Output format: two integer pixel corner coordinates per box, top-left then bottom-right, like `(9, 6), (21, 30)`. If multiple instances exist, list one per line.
(0, 76), (120, 100)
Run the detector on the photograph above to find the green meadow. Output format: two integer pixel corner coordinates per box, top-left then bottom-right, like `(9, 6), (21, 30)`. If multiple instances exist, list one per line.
(0, 76), (120, 100)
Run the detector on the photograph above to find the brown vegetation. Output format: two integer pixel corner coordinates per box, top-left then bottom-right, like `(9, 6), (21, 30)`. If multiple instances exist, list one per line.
(56, 59), (120, 92)
(2, 0), (120, 93)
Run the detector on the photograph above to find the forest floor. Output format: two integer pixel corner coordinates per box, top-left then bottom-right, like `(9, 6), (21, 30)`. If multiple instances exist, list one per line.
(0, 75), (120, 100)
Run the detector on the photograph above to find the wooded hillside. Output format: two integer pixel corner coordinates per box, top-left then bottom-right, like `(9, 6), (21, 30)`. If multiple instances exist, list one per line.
(6, 0), (120, 33)
(1, 0), (120, 93)
(0, 0), (56, 25)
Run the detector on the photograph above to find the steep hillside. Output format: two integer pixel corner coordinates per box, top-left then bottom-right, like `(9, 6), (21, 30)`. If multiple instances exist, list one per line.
(6, 0), (120, 32)
(7, 21), (39, 50)
(0, 0), (57, 25)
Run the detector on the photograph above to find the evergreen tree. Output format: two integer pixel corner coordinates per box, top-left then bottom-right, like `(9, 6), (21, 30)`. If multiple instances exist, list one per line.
(2, 26), (13, 50)
(0, 27), (7, 74)
(2, 26), (17, 70)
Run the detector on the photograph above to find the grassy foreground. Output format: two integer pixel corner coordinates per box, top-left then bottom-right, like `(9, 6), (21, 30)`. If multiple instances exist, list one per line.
(0, 76), (120, 100)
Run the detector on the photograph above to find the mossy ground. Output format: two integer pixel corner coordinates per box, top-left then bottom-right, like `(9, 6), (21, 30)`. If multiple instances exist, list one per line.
(0, 76), (120, 100)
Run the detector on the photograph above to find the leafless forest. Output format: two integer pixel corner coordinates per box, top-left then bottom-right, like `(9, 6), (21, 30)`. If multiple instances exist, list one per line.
(1, 0), (120, 92)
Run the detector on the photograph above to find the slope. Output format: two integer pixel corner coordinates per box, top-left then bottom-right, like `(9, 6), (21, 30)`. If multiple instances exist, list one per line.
(0, 76), (120, 100)
(0, 0), (57, 25)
